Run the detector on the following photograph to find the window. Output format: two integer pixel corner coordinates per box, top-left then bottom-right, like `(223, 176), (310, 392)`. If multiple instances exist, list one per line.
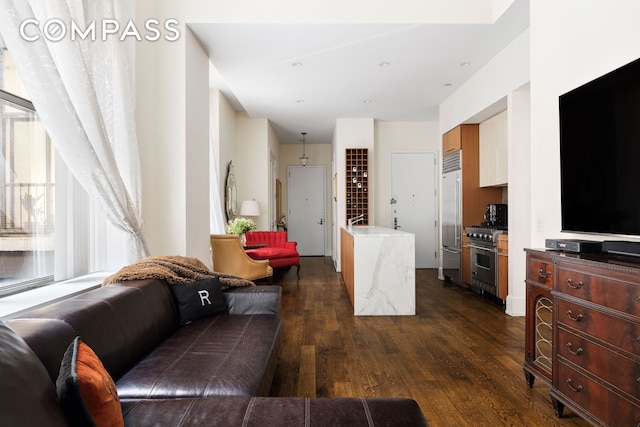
(0, 39), (55, 296)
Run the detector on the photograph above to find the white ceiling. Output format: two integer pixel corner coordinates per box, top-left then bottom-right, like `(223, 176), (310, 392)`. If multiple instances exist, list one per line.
(190, 0), (529, 145)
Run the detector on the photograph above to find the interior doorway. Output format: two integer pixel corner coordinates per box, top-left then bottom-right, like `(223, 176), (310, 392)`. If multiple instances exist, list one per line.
(287, 166), (326, 256)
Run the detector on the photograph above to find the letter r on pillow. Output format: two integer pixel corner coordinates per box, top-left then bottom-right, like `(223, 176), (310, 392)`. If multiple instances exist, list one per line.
(197, 290), (211, 306)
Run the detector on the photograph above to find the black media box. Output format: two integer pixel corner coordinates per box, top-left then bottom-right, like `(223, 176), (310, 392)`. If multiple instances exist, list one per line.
(545, 239), (602, 253)
(601, 241), (640, 257)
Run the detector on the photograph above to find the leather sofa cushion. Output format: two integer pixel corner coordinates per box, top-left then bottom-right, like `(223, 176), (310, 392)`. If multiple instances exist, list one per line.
(121, 396), (430, 426)
(6, 318), (77, 384)
(223, 285), (281, 314)
(0, 321), (68, 427)
(116, 314), (283, 399)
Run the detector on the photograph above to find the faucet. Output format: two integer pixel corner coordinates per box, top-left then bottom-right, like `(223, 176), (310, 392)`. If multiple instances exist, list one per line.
(348, 214), (365, 229)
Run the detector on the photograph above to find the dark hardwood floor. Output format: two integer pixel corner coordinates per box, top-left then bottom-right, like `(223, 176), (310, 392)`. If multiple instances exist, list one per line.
(268, 256), (590, 427)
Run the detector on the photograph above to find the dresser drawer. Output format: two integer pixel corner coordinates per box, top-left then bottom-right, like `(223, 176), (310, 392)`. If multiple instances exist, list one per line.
(555, 361), (640, 426)
(556, 298), (640, 355)
(557, 327), (640, 399)
(527, 255), (554, 287)
(556, 265), (640, 317)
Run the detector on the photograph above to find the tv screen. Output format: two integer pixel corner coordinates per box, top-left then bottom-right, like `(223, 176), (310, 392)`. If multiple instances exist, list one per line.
(559, 57), (640, 236)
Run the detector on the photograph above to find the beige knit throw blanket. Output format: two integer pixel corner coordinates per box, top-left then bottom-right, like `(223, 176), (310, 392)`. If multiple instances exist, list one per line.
(102, 255), (255, 290)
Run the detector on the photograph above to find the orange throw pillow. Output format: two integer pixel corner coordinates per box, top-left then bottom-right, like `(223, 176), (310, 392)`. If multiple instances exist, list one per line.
(56, 337), (124, 427)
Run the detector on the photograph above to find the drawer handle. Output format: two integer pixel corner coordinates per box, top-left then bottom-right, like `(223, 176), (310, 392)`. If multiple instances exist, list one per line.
(566, 342), (583, 356)
(538, 268), (551, 279)
(566, 310), (583, 322)
(566, 378), (583, 393)
(566, 279), (584, 289)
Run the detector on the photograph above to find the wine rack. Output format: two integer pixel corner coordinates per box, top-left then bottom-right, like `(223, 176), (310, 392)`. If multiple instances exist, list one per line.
(345, 148), (368, 225)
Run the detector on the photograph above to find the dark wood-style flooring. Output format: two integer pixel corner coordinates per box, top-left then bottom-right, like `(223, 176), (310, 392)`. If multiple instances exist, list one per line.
(268, 256), (590, 427)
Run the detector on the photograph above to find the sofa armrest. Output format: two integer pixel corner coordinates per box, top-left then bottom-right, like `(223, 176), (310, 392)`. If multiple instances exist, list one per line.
(223, 285), (281, 315)
(284, 241), (297, 251)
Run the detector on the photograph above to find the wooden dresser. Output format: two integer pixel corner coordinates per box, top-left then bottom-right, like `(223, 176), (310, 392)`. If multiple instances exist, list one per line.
(525, 249), (640, 426)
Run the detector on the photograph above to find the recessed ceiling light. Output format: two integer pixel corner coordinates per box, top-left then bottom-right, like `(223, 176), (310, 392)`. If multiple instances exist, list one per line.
(296, 99), (305, 104)
(292, 62), (302, 67)
(378, 61), (390, 68)
(460, 62), (471, 67)
(444, 83), (453, 87)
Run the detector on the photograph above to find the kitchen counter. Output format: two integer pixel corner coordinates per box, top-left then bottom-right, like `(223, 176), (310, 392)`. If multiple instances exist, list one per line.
(345, 225), (410, 236)
(340, 226), (415, 315)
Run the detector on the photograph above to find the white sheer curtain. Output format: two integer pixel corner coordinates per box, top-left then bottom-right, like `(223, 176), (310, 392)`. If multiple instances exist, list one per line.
(0, 0), (148, 262)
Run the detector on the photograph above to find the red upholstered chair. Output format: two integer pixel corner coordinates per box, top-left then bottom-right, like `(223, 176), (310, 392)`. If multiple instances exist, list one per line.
(244, 231), (300, 275)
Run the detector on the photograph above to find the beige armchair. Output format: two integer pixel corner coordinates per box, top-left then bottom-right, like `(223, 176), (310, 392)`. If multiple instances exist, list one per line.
(210, 234), (273, 282)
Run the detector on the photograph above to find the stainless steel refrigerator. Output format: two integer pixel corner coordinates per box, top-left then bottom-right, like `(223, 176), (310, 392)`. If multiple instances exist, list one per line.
(441, 151), (462, 285)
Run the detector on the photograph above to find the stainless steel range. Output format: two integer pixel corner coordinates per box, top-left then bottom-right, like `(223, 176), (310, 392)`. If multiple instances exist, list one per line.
(465, 226), (506, 296)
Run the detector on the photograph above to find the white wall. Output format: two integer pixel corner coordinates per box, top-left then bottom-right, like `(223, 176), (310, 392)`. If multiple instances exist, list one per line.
(267, 123), (280, 229)
(332, 118), (375, 271)
(136, 2), (188, 257)
(439, 27), (530, 316)
(278, 143), (333, 253)
(236, 113), (272, 231)
(210, 90), (238, 224)
(185, 28), (212, 265)
(530, 0), (640, 248)
(505, 83), (530, 316)
(374, 121), (440, 227)
(440, 29), (530, 133)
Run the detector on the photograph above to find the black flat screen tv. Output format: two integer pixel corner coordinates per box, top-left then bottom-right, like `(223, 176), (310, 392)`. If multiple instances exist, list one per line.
(559, 56), (640, 237)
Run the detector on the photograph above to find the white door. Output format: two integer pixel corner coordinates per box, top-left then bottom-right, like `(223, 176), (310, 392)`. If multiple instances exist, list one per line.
(390, 152), (438, 268)
(287, 166), (326, 256)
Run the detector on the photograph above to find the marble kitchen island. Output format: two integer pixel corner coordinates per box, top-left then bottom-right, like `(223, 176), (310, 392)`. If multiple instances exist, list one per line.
(340, 226), (415, 316)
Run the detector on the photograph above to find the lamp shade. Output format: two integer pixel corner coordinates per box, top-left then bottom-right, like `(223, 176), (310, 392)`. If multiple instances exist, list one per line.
(239, 200), (261, 216)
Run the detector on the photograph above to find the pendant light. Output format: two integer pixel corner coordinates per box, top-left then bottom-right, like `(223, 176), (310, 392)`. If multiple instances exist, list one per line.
(299, 132), (309, 166)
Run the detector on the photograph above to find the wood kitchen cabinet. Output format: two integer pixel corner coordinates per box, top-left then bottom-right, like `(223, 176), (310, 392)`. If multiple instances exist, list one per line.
(461, 233), (471, 286)
(524, 248), (640, 426)
(497, 233), (508, 300)
(340, 228), (355, 306)
(442, 125), (461, 154)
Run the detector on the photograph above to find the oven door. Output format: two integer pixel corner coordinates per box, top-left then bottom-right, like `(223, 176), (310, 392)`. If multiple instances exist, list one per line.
(469, 243), (497, 289)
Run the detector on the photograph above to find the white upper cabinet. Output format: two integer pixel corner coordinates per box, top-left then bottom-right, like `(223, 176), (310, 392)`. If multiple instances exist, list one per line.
(479, 110), (508, 187)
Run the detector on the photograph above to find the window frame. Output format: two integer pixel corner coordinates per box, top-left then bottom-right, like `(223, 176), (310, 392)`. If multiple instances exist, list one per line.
(0, 78), (56, 297)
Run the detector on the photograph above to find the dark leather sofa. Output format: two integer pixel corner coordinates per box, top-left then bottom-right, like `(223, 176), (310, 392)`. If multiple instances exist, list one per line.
(0, 278), (429, 426)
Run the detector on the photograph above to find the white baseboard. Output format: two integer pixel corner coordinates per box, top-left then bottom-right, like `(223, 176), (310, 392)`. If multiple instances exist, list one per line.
(505, 295), (526, 317)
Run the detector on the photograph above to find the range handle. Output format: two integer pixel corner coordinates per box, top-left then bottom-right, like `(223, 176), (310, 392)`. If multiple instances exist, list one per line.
(468, 244), (497, 254)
